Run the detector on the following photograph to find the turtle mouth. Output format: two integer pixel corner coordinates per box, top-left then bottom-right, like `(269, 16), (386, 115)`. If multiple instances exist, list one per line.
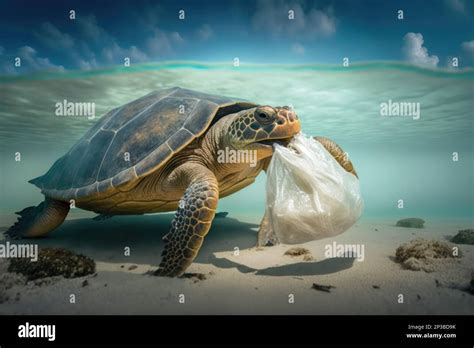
(252, 136), (294, 148)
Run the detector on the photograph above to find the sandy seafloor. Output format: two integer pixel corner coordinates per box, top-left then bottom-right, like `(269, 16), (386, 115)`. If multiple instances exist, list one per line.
(0, 212), (472, 315)
(0, 63), (472, 314)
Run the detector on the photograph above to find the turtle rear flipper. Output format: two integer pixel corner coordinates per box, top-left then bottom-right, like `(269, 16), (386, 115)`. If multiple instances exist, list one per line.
(5, 198), (70, 239)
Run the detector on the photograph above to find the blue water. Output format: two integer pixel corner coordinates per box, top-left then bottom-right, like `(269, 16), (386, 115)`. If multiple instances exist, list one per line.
(0, 62), (473, 221)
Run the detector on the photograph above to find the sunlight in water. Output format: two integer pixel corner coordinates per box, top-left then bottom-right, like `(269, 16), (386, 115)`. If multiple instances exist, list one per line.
(0, 62), (472, 219)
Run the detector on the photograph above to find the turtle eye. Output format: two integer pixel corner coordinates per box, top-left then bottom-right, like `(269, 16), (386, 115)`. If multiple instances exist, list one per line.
(255, 108), (274, 125)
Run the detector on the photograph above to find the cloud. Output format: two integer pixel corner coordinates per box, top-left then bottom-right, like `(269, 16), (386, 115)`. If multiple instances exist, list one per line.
(32, 21), (102, 70)
(196, 24), (214, 41)
(291, 43), (305, 54)
(76, 57), (99, 70)
(3, 9), (184, 74)
(16, 46), (64, 72)
(76, 14), (151, 66)
(70, 42), (99, 70)
(75, 14), (180, 64)
(461, 40), (474, 56)
(102, 42), (149, 64)
(77, 14), (109, 43)
(35, 22), (74, 49)
(146, 29), (183, 57)
(445, 0), (467, 14)
(134, 3), (166, 32)
(252, 0), (337, 39)
(307, 7), (336, 36)
(403, 33), (439, 67)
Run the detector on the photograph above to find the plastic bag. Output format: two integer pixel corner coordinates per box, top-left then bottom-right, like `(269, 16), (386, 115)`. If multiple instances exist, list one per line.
(266, 133), (363, 244)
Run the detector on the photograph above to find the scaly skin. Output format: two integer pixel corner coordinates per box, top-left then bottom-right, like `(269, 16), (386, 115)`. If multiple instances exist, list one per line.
(5, 104), (356, 277)
(152, 106), (301, 276)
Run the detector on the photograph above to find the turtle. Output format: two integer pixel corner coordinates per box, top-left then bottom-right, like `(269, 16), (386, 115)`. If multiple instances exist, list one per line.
(5, 87), (357, 277)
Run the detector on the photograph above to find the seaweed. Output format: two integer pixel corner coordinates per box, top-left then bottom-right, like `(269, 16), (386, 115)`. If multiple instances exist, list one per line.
(8, 247), (95, 280)
(451, 229), (474, 245)
(395, 239), (458, 272)
(396, 218), (425, 228)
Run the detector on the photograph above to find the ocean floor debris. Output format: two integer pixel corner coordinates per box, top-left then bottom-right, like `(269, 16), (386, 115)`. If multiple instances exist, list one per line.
(451, 229), (474, 245)
(180, 273), (207, 283)
(396, 218), (425, 228)
(395, 239), (458, 272)
(284, 247), (314, 261)
(8, 247), (96, 280)
(312, 283), (335, 293)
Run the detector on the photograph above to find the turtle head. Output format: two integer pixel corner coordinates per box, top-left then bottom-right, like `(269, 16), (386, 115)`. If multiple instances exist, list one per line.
(226, 105), (301, 158)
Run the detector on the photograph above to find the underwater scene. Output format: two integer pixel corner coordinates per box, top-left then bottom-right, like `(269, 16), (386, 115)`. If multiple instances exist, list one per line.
(1, 62), (472, 314)
(0, 1), (473, 328)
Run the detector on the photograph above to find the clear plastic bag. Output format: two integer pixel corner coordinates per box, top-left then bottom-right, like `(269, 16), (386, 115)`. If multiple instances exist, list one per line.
(266, 133), (363, 244)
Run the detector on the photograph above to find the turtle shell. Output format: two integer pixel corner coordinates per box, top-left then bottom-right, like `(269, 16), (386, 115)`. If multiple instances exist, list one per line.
(30, 87), (257, 200)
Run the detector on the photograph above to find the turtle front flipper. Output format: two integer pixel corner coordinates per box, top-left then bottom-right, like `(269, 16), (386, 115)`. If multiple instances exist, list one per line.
(314, 136), (358, 178)
(155, 166), (218, 277)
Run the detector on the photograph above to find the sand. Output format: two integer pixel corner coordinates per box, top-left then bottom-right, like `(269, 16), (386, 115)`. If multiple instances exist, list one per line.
(0, 212), (473, 315)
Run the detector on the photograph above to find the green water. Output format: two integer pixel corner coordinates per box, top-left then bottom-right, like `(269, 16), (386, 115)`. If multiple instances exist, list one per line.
(0, 62), (473, 221)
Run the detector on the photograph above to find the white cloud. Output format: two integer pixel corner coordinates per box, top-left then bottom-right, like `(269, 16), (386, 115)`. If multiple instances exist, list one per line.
(76, 14), (180, 64)
(18, 46), (65, 72)
(70, 42), (99, 70)
(445, 0), (467, 14)
(461, 40), (474, 56)
(76, 57), (98, 70)
(35, 22), (74, 49)
(253, 0), (336, 39)
(33, 21), (103, 70)
(146, 29), (183, 57)
(403, 33), (439, 67)
(307, 7), (336, 36)
(196, 24), (214, 41)
(102, 42), (149, 64)
(291, 43), (305, 54)
(76, 14), (150, 65)
(3, 11), (184, 74)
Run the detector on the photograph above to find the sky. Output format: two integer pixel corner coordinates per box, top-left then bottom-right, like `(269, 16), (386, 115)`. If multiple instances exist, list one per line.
(0, 0), (473, 74)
